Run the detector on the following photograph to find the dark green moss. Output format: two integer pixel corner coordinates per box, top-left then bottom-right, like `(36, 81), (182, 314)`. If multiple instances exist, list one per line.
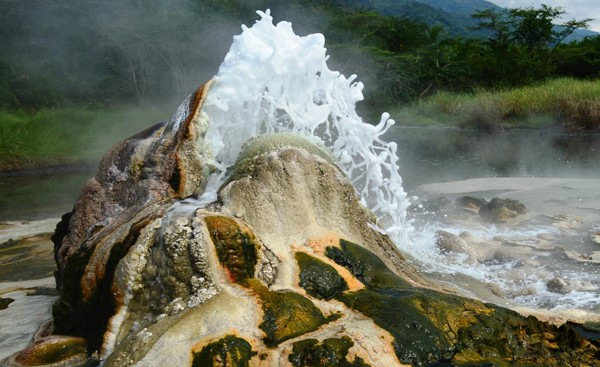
(289, 336), (370, 367)
(327, 239), (600, 367)
(325, 239), (410, 290)
(205, 216), (258, 283)
(0, 297), (14, 310)
(191, 335), (256, 367)
(296, 252), (348, 300)
(336, 289), (453, 366)
(246, 279), (330, 347)
(16, 338), (88, 365)
(568, 321), (600, 341)
(326, 240), (454, 365)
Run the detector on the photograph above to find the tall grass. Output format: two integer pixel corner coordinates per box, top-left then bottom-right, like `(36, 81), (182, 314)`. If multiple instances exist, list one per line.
(396, 78), (600, 130)
(0, 105), (171, 170)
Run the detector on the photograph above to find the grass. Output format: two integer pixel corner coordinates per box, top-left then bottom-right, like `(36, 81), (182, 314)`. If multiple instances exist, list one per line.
(2, 78), (598, 170)
(0, 105), (172, 171)
(394, 78), (600, 130)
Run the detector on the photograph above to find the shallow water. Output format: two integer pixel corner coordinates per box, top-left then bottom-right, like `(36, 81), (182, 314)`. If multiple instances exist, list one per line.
(386, 126), (600, 188)
(407, 177), (600, 315)
(1, 127), (599, 361)
(0, 168), (93, 221)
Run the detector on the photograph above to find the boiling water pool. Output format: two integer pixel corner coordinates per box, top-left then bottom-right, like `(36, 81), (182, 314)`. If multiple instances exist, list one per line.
(404, 177), (600, 314)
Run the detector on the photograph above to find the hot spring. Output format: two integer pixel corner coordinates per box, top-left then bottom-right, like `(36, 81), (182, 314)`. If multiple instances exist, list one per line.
(1, 8), (600, 361)
(183, 9), (599, 317)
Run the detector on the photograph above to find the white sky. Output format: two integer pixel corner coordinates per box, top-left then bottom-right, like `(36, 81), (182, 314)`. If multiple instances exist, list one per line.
(487, 0), (600, 32)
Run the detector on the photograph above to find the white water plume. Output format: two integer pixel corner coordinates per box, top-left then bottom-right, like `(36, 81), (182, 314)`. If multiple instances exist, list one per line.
(190, 10), (412, 242)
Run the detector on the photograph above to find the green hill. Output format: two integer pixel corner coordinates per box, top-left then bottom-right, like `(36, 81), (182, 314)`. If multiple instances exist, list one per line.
(333, 0), (595, 40)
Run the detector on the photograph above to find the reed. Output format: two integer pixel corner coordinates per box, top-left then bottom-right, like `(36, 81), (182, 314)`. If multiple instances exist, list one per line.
(397, 78), (600, 130)
(0, 106), (169, 170)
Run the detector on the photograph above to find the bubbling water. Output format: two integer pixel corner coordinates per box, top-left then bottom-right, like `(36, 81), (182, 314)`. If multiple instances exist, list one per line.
(192, 10), (412, 241)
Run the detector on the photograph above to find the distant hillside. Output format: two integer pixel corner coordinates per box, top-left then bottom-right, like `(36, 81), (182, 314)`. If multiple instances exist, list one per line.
(333, 0), (597, 41)
(333, 0), (498, 36)
(416, 0), (500, 16)
(565, 28), (598, 43)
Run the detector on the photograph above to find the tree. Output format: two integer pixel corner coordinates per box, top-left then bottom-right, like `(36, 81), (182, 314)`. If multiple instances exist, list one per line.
(470, 5), (591, 85)
(473, 5), (590, 51)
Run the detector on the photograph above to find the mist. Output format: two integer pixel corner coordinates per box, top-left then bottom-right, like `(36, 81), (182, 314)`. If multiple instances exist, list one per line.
(386, 121), (600, 189)
(1, 0), (599, 219)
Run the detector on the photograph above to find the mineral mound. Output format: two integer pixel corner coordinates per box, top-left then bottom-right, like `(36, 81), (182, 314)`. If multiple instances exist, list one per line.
(3, 81), (599, 367)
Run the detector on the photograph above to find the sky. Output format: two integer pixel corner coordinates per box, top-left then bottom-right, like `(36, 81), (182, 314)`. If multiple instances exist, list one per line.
(487, 0), (600, 32)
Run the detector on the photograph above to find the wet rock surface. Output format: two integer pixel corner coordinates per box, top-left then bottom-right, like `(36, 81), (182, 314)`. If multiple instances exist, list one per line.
(414, 178), (600, 325)
(4, 92), (599, 367)
(0, 297), (14, 310)
(479, 197), (528, 223)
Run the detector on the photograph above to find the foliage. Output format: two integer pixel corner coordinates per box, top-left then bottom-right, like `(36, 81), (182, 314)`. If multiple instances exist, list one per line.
(0, 106), (167, 170)
(0, 0), (597, 112)
(398, 78), (600, 130)
(0, 0), (599, 171)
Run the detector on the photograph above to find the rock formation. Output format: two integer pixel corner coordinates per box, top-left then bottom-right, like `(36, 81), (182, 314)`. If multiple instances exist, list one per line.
(4, 82), (599, 367)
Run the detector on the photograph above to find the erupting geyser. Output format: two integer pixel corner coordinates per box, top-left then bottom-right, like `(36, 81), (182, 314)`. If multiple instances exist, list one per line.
(3, 9), (599, 367)
(192, 10), (411, 242)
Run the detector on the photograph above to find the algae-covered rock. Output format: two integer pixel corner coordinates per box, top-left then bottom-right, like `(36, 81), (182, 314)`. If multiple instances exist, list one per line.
(191, 335), (256, 367)
(479, 197), (528, 223)
(248, 279), (332, 347)
(296, 252), (348, 300)
(455, 196), (488, 211)
(0, 297), (14, 310)
(5, 336), (89, 367)
(205, 215), (259, 284)
(13, 82), (595, 367)
(327, 239), (600, 367)
(289, 337), (369, 367)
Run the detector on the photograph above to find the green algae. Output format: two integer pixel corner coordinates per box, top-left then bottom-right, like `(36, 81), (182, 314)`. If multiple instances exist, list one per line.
(16, 337), (88, 365)
(326, 239), (600, 367)
(295, 252), (348, 300)
(191, 335), (256, 367)
(325, 239), (411, 290)
(205, 216), (258, 283)
(335, 289), (453, 365)
(225, 133), (340, 185)
(203, 219), (335, 347)
(0, 297), (14, 310)
(246, 279), (331, 347)
(289, 336), (370, 367)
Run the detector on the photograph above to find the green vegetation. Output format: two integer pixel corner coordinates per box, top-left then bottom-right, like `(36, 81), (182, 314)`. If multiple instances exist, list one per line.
(296, 252), (348, 300)
(326, 239), (600, 366)
(0, 106), (168, 170)
(191, 335), (256, 367)
(396, 78), (600, 130)
(247, 279), (332, 347)
(289, 337), (370, 367)
(204, 216), (259, 284)
(1, 0), (599, 170)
